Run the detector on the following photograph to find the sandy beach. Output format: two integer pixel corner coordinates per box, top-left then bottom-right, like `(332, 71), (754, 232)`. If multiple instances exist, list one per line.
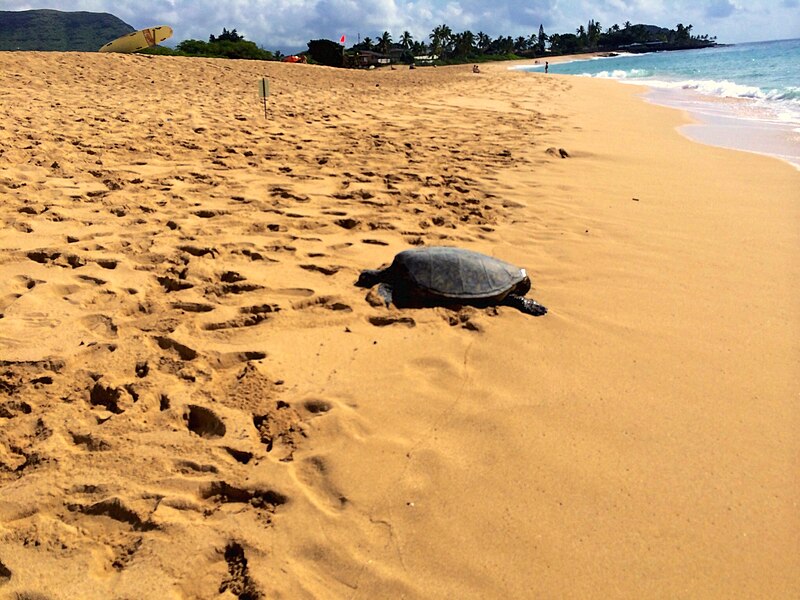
(0, 52), (798, 599)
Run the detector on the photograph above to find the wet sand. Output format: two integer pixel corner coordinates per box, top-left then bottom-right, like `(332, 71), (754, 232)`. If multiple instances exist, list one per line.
(0, 52), (798, 598)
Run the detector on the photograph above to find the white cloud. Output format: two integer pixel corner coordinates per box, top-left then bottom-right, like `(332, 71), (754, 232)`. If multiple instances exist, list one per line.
(2, 0), (797, 49)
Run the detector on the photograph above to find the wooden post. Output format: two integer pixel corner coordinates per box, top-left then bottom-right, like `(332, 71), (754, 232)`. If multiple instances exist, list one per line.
(258, 78), (270, 118)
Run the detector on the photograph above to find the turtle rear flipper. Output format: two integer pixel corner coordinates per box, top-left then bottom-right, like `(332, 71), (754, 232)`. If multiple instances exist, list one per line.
(502, 294), (547, 316)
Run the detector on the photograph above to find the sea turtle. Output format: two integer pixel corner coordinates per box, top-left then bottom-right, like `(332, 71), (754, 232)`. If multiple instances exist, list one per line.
(356, 246), (547, 316)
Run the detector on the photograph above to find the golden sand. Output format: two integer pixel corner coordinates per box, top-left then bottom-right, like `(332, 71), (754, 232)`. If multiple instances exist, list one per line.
(0, 52), (798, 598)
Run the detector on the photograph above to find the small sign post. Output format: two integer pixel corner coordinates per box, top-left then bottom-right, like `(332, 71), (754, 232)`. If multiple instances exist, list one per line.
(258, 78), (270, 118)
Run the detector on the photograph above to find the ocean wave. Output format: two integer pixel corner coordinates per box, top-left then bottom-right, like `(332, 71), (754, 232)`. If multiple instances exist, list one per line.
(587, 68), (653, 79)
(677, 80), (800, 104)
(586, 71), (800, 106)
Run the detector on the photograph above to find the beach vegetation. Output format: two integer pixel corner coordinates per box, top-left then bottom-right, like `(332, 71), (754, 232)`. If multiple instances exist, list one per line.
(342, 19), (714, 68)
(139, 28), (276, 60)
(307, 38), (346, 67)
(537, 25), (547, 54)
(176, 30), (275, 60)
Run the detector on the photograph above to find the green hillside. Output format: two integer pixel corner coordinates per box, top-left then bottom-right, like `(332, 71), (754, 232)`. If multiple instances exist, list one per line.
(0, 9), (135, 51)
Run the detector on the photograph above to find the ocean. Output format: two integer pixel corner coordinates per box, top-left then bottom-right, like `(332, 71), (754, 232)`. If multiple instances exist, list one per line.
(517, 39), (800, 168)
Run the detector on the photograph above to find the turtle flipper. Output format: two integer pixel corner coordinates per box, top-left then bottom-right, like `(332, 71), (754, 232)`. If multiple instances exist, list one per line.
(502, 294), (547, 316)
(377, 283), (394, 307)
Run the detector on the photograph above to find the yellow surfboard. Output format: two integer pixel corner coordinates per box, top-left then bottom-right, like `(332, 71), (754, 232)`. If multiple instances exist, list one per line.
(99, 26), (173, 53)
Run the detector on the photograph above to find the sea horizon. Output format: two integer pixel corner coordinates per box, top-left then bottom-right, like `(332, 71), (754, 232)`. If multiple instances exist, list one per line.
(517, 38), (800, 169)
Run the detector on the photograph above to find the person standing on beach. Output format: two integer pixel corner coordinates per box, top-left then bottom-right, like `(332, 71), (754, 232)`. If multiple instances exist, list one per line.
(545, 61), (549, 73)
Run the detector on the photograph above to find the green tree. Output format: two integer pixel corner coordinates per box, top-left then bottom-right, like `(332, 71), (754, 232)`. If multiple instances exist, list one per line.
(453, 30), (476, 57)
(307, 38), (344, 66)
(588, 19), (602, 48)
(378, 31), (392, 54)
(675, 23), (693, 41)
(476, 31), (492, 52)
(177, 39), (210, 55)
(210, 28), (243, 43)
(489, 35), (514, 54)
(429, 24), (452, 58)
(576, 25), (587, 48)
(537, 24), (547, 53)
(400, 31), (413, 49)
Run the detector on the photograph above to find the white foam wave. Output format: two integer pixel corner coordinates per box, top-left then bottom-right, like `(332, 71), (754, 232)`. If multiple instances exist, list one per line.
(589, 68), (652, 79)
(585, 71), (800, 107)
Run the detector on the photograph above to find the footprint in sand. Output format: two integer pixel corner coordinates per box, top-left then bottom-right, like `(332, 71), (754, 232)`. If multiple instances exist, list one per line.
(157, 273), (193, 292)
(184, 404), (226, 439)
(293, 297), (352, 312)
(26, 249), (61, 265)
(223, 447), (254, 465)
(299, 264), (341, 276)
(0, 559), (11, 584)
(202, 305), (276, 331)
(89, 381), (134, 414)
(219, 541), (261, 599)
(368, 315), (417, 328)
(178, 245), (217, 258)
(70, 431), (111, 452)
(252, 400), (304, 456)
(66, 497), (158, 532)
(200, 481), (287, 512)
(171, 301), (215, 313)
(155, 336), (197, 361)
(334, 217), (360, 230)
(303, 399), (333, 415)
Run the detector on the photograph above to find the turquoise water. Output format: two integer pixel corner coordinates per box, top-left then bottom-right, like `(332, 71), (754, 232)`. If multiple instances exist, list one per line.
(518, 39), (800, 167)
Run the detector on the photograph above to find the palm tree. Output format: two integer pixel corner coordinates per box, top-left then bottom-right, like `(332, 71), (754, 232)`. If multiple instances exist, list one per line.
(576, 25), (587, 48)
(378, 31), (392, 54)
(401, 31), (413, 49)
(476, 31), (491, 53)
(429, 24), (452, 58)
(454, 30), (476, 57)
(495, 35), (514, 54)
(361, 36), (373, 51)
(588, 20), (601, 48)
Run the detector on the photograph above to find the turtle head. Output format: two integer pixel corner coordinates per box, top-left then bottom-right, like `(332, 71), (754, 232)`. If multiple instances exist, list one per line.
(356, 268), (385, 288)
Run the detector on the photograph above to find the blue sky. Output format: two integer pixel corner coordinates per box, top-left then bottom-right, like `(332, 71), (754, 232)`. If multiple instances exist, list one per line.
(4, 1), (799, 52)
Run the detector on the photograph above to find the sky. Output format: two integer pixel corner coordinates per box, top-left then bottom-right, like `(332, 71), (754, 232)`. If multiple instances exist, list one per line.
(3, 1), (799, 52)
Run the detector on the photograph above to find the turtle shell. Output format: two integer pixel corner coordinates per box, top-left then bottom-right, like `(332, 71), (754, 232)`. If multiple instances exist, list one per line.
(391, 247), (527, 301)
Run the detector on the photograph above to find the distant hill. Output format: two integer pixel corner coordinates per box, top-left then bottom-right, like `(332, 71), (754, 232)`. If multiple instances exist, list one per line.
(0, 10), (135, 51)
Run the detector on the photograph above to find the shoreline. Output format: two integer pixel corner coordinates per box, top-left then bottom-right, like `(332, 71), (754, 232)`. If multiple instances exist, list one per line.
(1, 52), (798, 598)
(508, 43), (800, 169)
(644, 87), (800, 170)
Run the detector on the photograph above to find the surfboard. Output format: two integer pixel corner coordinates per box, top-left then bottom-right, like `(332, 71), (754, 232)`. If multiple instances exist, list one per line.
(98, 26), (173, 53)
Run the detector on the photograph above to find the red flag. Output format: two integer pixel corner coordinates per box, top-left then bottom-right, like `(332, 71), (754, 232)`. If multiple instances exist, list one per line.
(340, 35), (346, 44)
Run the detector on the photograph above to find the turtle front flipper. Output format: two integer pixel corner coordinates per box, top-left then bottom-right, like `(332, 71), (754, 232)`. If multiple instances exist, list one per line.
(377, 283), (394, 307)
(502, 294), (547, 316)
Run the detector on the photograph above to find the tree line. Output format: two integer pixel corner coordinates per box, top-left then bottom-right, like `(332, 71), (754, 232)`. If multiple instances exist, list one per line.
(143, 21), (715, 64)
(349, 20), (715, 61)
(142, 28), (280, 60)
